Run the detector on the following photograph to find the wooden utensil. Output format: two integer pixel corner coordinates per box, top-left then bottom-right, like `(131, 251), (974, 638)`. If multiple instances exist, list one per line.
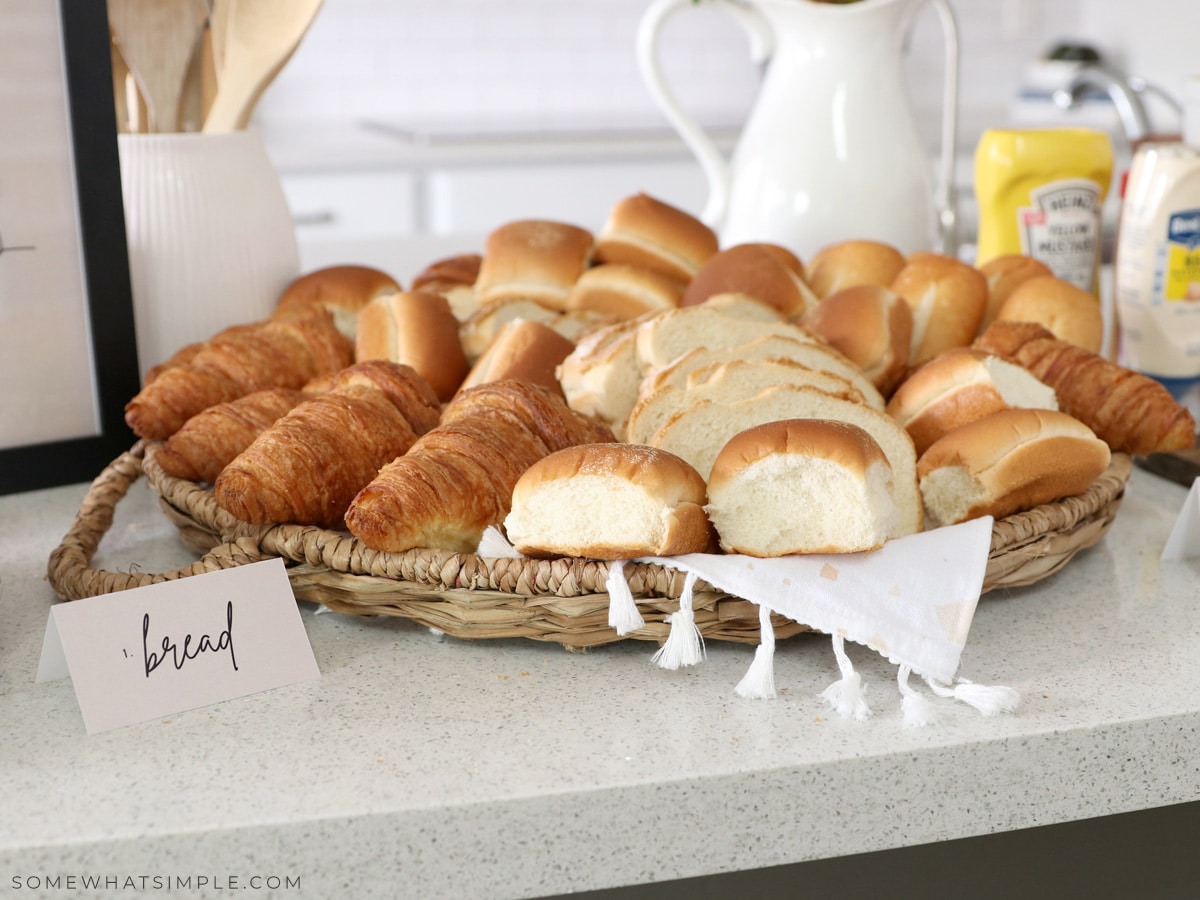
(108, 0), (210, 133)
(202, 0), (324, 133)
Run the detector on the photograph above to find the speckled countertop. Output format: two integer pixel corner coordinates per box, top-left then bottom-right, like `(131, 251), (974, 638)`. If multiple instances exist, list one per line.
(2, 466), (1199, 899)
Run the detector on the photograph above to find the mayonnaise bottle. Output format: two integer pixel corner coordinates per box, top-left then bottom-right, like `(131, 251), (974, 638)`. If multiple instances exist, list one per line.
(974, 128), (1114, 297)
(1114, 78), (1200, 404)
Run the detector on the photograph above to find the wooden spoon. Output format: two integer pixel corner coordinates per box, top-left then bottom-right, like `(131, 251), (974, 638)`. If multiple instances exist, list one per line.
(202, 0), (324, 133)
(108, 0), (210, 134)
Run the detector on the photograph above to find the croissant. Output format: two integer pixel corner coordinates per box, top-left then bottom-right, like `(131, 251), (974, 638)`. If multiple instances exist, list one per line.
(156, 388), (309, 484)
(345, 380), (615, 553)
(213, 384), (419, 528)
(440, 379), (614, 451)
(303, 359), (443, 434)
(974, 320), (1196, 455)
(125, 308), (353, 441)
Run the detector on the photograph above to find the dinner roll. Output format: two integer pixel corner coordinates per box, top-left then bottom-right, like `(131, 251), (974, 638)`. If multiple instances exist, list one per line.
(798, 284), (913, 397)
(995, 275), (1104, 353)
(457, 318), (576, 398)
(474, 219), (595, 310)
(891, 253), (989, 368)
(274, 264), (401, 340)
(565, 262), (684, 320)
(977, 254), (1053, 331)
(410, 253), (482, 321)
(805, 239), (906, 299)
(682, 243), (817, 317)
(355, 291), (470, 401)
(886, 347), (1058, 455)
(503, 443), (713, 558)
(593, 192), (718, 282)
(706, 419), (900, 556)
(917, 407), (1111, 528)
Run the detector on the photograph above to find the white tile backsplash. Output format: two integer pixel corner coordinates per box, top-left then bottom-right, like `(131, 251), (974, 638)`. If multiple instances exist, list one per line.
(257, 0), (1194, 151)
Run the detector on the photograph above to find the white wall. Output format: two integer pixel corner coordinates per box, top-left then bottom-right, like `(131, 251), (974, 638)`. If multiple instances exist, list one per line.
(257, 0), (1197, 149)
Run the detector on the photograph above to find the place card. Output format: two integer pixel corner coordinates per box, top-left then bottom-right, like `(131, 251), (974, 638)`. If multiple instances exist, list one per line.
(37, 558), (320, 734)
(1162, 478), (1200, 560)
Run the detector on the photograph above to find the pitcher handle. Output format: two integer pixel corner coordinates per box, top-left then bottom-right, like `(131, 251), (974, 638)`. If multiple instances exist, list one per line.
(636, 0), (773, 228)
(927, 0), (960, 256)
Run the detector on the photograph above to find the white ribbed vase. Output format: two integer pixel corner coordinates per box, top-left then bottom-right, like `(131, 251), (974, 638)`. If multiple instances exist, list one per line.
(118, 131), (299, 382)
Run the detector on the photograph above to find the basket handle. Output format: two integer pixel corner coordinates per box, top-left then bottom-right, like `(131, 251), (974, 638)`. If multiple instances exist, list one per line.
(46, 440), (274, 601)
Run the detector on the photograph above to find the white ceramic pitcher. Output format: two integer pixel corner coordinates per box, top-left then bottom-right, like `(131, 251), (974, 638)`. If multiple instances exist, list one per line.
(638, 0), (960, 258)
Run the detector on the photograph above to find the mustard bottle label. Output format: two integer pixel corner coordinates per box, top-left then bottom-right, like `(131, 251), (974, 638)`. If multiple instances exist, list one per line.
(1017, 178), (1104, 292)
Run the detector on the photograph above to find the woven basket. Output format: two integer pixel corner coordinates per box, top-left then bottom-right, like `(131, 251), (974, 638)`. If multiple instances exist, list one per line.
(46, 441), (1133, 649)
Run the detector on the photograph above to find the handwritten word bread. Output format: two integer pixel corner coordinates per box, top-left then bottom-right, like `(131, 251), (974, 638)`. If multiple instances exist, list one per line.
(886, 348), (1058, 456)
(355, 291), (470, 401)
(504, 443), (713, 559)
(890, 252), (989, 369)
(273, 264), (400, 340)
(974, 320), (1196, 455)
(994, 275), (1104, 353)
(977, 254), (1054, 332)
(682, 243), (817, 316)
(706, 419), (900, 556)
(798, 283), (914, 396)
(917, 408), (1111, 528)
(473, 220), (595, 310)
(593, 192), (719, 282)
(214, 382), (424, 528)
(345, 381), (614, 553)
(457, 319), (576, 399)
(156, 388), (309, 484)
(125, 308), (353, 441)
(804, 239), (907, 299)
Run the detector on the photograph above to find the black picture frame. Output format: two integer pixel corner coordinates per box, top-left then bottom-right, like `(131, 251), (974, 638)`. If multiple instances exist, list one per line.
(0, 1), (141, 495)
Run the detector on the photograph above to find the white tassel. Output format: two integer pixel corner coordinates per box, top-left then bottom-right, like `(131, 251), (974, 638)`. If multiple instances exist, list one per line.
(734, 604), (776, 699)
(476, 525), (524, 559)
(925, 675), (1021, 717)
(606, 560), (644, 635)
(820, 634), (871, 720)
(651, 571), (704, 669)
(898, 665), (939, 727)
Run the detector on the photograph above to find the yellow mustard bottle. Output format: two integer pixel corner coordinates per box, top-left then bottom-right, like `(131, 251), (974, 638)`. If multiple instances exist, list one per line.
(974, 128), (1114, 297)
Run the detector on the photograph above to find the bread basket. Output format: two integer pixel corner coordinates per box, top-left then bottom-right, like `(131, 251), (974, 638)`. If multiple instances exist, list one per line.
(46, 440), (1133, 650)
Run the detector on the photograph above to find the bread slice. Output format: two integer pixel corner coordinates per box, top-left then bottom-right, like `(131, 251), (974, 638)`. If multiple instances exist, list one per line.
(917, 408), (1111, 528)
(634, 305), (819, 371)
(649, 384), (922, 535)
(556, 327), (642, 436)
(886, 347), (1058, 456)
(625, 357), (873, 446)
(640, 333), (884, 410)
(706, 419), (900, 556)
(503, 443), (713, 558)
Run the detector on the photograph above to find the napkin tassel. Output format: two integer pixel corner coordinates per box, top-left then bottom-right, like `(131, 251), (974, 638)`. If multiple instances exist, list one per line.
(820, 634), (871, 720)
(652, 571), (705, 669)
(734, 604), (777, 699)
(606, 560), (645, 635)
(898, 665), (940, 727)
(925, 675), (1021, 717)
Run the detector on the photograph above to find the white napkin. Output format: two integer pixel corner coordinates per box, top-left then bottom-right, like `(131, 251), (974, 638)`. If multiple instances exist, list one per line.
(478, 521), (1016, 724)
(640, 515), (994, 685)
